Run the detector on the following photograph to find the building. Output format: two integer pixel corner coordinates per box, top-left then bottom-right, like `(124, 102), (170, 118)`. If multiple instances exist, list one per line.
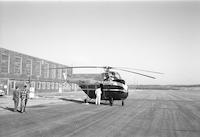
(0, 47), (73, 95)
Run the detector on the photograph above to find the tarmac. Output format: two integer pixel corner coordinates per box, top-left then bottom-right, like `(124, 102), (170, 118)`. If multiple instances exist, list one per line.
(1, 89), (200, 137)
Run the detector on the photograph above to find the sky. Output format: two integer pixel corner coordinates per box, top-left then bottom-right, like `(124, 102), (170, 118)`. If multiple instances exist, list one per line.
(0, 0), (200, 85)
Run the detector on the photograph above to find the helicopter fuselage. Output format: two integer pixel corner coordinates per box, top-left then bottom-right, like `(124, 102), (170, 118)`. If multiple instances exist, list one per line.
(67, 71), (129, 106)
(79, 80), (128, 101)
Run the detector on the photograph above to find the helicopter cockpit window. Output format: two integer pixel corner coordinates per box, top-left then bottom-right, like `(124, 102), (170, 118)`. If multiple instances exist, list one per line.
(112, 72), (121, 79)
(103, 73), (113, 81)
(103, 72), (121, 81)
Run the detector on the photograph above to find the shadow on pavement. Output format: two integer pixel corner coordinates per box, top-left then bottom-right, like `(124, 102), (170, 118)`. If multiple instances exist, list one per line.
(28, 105), (47, 108)
(59, 98), (84, 104)
(59, 98), (111, 106)
(0, 106), (15, 112)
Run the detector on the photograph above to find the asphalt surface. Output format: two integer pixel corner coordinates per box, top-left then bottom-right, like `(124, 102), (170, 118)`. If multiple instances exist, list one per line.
(0, 90), (200, 137)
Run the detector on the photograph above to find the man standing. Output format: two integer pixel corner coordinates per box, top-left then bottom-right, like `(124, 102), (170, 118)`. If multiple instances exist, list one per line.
(20, 85), (29, 113)
(13, 86), (20, 112)
(95, 84), (103, 105)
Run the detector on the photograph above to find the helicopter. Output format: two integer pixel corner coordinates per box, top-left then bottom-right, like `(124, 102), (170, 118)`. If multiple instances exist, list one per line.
(52, 66), (162, 106)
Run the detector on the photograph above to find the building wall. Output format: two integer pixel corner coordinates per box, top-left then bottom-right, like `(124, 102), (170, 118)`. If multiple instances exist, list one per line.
(0, 47), (73, 95)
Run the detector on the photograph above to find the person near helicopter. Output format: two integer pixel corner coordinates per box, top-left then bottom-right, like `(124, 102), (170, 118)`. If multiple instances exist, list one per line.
(95, 83), (103, 105)
(13, 86), (20, 112)
(20, 85), (29, 113)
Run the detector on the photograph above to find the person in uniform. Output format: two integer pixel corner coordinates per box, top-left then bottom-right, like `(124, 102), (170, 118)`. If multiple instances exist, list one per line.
(20, 85), (29, 113)
(95, 84), (103, 105)
(13, 86), (20, 112)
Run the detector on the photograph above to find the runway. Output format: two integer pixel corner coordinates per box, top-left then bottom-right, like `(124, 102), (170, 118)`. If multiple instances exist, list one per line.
(0, 90), (200, 137)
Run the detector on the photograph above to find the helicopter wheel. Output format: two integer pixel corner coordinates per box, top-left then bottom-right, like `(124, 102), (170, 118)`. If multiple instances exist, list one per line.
(122, 100), (124, 106)
(84, 98), (88, 103)
(109, 97), (113, 106)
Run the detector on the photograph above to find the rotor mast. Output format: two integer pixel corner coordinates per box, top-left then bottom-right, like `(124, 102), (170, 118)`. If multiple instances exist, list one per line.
(104, 66), (111, 73)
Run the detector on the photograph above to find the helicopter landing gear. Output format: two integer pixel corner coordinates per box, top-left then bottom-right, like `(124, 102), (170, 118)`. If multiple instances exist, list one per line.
(84, 98), (89, 104)
(122, 100), (124, 106)
(109, 97), (113, 106)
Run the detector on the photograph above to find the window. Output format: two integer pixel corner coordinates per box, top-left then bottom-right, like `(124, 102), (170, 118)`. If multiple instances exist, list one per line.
(25, 59), (32, 75)
(57, 68), (62, 79)
(1, 54), (9, 73)
(50, 64), (56, 79)
(42, 82), (46, 90)
(51, 82), (54, 89)
(43, 63), (49, 78)
(37, 82), (41, 89)
(47, 82), (50, 89)
(35, 61), (41, 76)
(14, 56), (22, 74)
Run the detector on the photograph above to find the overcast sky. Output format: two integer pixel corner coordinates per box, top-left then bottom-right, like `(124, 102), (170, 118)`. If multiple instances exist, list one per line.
(0, 0), (200, 85)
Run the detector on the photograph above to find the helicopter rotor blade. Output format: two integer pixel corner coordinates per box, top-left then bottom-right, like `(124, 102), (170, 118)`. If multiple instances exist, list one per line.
(49, 66), (158, 79)
(112, 67), (163, 74)
(112, 68), (156, 79)
(49, 66), (105, 70)
(71, 66), (104, 69)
